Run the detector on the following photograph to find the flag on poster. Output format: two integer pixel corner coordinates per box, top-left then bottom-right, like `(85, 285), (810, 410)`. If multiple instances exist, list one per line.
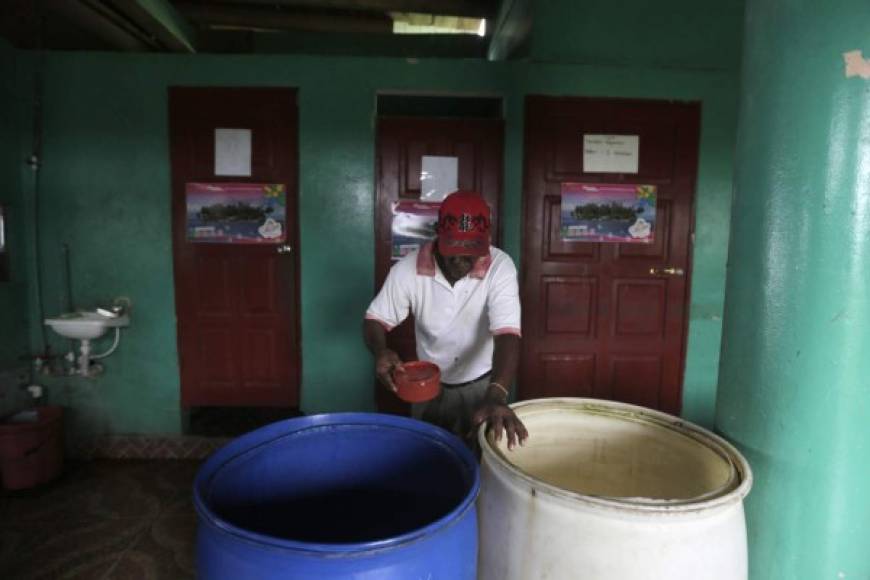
(561, 183), (657, 243)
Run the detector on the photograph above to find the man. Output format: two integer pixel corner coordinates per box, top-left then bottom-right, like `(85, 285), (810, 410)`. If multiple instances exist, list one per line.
(364, 190), (528, 449)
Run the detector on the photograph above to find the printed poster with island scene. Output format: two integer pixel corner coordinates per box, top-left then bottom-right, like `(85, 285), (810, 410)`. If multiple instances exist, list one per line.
(561, 182), (657, 243)
(391, 200), (440, 260)
(186, 182), (286, 244)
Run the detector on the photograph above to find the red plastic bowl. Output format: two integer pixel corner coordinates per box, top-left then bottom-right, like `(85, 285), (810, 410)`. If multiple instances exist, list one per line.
(394, 361), (441, 403)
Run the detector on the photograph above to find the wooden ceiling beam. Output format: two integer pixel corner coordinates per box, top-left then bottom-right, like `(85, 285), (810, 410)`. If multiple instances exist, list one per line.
(185, 0), (494, 19)
(488, 0), (531, 60)
(176, 4), (393, 34)
(110, 0), (197, 52)
(47, 0), (157, 51)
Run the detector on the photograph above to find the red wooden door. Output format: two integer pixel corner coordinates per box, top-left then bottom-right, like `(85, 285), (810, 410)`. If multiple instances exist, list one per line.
(520, 96), (699, 414)
(170, 87), (300, 407)
(375, 116), (504, 414)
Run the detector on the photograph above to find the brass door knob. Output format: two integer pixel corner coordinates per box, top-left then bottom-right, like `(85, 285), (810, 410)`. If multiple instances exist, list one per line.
(649, 267), (684, 276)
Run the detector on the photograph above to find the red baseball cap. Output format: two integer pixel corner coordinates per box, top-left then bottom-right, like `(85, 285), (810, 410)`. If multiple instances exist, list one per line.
(436, 190), (491, 256)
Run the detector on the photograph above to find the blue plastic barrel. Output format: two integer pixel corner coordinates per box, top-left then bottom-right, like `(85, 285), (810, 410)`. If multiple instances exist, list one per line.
(194, 413), (480, 579)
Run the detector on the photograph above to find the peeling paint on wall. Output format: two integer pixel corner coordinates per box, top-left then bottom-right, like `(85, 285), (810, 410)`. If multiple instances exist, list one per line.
(843, 50), (870, 79)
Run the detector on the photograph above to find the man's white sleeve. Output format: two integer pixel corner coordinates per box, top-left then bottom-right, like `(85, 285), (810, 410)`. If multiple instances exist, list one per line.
(365, 262), (412, 331)
(488, 258), (522, 336)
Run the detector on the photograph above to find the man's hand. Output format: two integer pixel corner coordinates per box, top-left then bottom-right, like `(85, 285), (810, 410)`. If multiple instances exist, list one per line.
(471, 390), (528, 450)
(364, 320), (405, 393)
(375, 349), (404, 392)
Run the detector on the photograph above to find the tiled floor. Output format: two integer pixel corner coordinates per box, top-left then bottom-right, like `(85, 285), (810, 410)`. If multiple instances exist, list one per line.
(0, 460), (201, 580)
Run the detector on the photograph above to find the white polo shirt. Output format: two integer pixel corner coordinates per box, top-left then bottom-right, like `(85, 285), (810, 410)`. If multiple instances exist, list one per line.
(366, 242), (521, 384)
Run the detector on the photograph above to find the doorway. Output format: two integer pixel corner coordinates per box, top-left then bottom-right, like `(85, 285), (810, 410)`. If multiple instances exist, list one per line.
(374, 94), (504, 414)
(169, 87), (301, 413)
(519, 96), (700, 414)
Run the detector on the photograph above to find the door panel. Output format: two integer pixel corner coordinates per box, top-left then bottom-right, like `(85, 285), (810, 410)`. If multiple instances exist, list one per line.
(609, 355), (663, 408)
(612, 280), (666, 336)
(542, 276), (595, 336)
(170, 87), (300, 408)
(520, 96), (699, 414)
(539, 353), (596, 398)
(375, 116), (504, 414)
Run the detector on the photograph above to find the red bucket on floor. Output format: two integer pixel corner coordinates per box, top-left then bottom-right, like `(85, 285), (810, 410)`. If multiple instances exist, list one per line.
(0, 406), (64, 490)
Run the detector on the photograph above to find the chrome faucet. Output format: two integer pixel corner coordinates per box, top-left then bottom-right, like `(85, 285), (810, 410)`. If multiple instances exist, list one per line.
(96, 297), (130, 318)
(96, 305), (123, 318)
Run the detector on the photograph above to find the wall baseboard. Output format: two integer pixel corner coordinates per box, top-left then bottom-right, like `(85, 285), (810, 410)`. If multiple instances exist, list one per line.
(72, 434), (230, 460)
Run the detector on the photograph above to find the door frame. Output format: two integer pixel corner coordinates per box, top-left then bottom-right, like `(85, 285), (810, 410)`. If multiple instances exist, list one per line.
(518, 95), (700, 412)
(373, 107), (505, 414)
(169, 86), (302, 408)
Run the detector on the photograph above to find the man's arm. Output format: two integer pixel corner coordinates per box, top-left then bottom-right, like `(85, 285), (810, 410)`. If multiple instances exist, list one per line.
(471, 334), (529, 450)
(363, 319), (404, 392)
(364, 256), (413, 392)
(490, 333), (520, 391)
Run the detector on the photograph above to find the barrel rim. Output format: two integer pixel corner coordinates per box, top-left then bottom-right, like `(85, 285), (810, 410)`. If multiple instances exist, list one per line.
(479, 398), (753, 514)
(194, 412), (480, 554)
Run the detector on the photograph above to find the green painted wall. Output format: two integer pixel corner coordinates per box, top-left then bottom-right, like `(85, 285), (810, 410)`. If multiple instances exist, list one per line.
(717, 0), (870, 576)
(25, 51), (738, 438)
(30, 55), (513, 440)
(0, 39), (30, 369)
(16, 1), (742, 438)
(531, 0), (744, 70)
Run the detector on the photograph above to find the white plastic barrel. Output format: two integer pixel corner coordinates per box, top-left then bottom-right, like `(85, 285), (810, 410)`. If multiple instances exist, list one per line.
(478, 398), (752, 580)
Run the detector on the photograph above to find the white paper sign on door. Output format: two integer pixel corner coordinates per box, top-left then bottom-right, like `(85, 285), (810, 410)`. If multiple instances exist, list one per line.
(420, 156), (458, 202)
(215, 128), (252, 176)
(583, 134), (639, 174)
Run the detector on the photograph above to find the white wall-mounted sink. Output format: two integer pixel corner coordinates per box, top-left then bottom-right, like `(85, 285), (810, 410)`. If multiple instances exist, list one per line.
(44, 311), (130, 341)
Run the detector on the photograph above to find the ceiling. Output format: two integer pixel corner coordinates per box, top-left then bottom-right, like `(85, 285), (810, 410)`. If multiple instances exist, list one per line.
(0, 0), (503, 58)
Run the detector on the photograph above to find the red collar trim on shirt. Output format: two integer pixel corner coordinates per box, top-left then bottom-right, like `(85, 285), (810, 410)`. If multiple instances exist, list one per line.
(469, 253), (492, 279)
(416, 242), (438, 276)
(416, 241), (492, 279)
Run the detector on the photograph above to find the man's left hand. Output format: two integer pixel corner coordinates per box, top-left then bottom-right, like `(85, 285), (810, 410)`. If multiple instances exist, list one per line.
(471, 401), (528, 450)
